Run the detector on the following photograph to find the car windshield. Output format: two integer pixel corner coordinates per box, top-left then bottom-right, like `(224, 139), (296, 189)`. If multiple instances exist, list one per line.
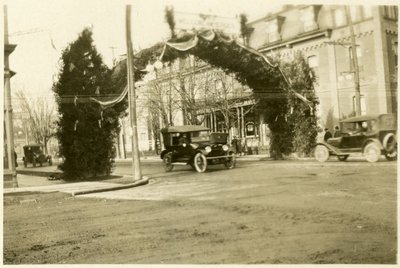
(31, 147), (42, 154)
(191, 130), (210, 142)
(342, 120), (376, 133)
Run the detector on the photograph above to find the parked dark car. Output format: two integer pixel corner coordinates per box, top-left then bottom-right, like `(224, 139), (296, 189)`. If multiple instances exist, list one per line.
(22, 144), (52, 167)
(314, 114), (397, 162)
(160, 125), (236, 172)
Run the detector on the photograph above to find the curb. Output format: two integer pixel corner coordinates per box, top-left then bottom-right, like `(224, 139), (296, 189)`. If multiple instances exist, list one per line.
(17, 170), (62, 177)
(71, 176), (150, 196)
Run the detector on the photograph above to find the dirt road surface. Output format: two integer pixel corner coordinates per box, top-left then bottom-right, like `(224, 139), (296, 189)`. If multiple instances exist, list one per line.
(4, 160), (397, 264)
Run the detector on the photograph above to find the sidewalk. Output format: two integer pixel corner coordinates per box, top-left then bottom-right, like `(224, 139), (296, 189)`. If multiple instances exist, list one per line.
(5, 154), (270, 196)
(4, 174), (148, 196)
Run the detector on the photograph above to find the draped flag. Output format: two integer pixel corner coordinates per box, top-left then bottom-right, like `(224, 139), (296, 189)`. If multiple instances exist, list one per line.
(90, 86), (128, 110)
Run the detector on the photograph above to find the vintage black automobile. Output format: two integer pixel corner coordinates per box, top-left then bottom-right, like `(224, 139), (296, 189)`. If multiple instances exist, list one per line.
(314, 114), (397, 162)
(22, 144), (52, 167)
(160, 125), (236, 172)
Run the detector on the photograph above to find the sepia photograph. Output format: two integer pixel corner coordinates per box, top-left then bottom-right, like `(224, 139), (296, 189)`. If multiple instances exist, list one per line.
(2, 0), (398, 265)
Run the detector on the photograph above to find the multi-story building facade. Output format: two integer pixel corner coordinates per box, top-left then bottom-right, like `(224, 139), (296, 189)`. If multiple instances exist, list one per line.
(247, 5), (398, 130)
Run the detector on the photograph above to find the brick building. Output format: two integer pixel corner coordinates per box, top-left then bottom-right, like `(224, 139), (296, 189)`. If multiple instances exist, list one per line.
(247, 5), (398, 130)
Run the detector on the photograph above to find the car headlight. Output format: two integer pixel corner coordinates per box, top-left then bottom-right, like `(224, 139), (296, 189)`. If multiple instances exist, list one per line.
(205, 146), (212, 153)
(222, 145), (229, 151)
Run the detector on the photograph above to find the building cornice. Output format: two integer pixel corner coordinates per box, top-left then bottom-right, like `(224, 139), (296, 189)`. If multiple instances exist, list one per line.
(258, 28), (332, 52)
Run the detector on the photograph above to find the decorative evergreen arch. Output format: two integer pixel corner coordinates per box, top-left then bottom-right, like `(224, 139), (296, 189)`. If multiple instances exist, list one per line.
(108, 30), (318, 159)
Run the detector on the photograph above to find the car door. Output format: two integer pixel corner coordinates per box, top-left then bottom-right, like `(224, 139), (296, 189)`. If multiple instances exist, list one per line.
(340, 122), (366, 149)
(175, 133), (193, 161)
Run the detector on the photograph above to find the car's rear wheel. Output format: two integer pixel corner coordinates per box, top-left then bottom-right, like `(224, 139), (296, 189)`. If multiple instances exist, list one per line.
(384, 143), (397, 161)
(364, 142), (381, 162)
(383, 133), (396, 152)
(337, 155), (349, 161)
(163, 153), (173, 172)
(314, 145), (329, 162)
(194, 153), (207, 173)
(224, 152), (236, 169)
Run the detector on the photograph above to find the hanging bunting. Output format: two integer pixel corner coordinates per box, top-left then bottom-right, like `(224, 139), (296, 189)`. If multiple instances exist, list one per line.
(98, 120), (102, 128)
(74, 96), (78, 106)
(90, 86), (128, 110)
(290, 106), (294, 114)
(95, 86), (100, 95)
(162, 29), (312, 107)
(74, 120), (79, 131)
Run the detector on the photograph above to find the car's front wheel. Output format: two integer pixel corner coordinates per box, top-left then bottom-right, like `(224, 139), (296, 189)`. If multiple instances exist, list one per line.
(163, 153), (173, 172)
(364, 142), (381, 162)
(193, 153), (207, 173)
(224, 152), (236, 169)
(314, 145), (329, 162)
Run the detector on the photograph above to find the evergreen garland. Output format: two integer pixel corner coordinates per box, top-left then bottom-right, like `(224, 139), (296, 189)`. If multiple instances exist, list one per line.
(111, 33), (319, 160)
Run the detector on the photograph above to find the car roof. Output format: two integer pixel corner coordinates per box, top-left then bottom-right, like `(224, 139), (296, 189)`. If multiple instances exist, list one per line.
(161, 125), (210, 133)
(340, 114), (389, 123)
(23, 144), (42, 148)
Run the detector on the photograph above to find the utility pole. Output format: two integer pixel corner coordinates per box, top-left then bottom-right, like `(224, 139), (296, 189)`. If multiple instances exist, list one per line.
(345, 6), (362, 116)
(4, 5), (18, 188)
(125, 5), (142, 181)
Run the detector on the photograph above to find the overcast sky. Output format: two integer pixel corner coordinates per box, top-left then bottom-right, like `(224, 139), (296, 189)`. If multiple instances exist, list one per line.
(4, 0), (395, 102)
(4, 0), (283, 101)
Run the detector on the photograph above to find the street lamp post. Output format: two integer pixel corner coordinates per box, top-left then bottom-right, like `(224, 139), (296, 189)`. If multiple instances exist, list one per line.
(4, 5), (18, 188)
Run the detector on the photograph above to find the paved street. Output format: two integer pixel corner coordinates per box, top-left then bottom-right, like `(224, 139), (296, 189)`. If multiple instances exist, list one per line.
(86, 158), (396, 206)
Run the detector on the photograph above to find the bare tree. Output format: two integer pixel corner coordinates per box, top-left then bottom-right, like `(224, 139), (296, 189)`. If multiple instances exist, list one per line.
(15, 90), (56, 154)
(143, 56), (257, 144)
(209, 71), (257, 134)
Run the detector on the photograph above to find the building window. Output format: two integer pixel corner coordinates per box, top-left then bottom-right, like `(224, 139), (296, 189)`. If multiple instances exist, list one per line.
(307, 55), (319, 80)
(353, 95), (366, 115)
(383, 6), (398, 20)
(349, 46), (364, 78)
(394, 40), (398, 70)
(362, 6), (373, 18)
(350, 6), (363, 22)
(266, 19), (280, 43)
(392, 40), (398, 80)
(300, 6), (318, 32)
(334, 8), (346, 27)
